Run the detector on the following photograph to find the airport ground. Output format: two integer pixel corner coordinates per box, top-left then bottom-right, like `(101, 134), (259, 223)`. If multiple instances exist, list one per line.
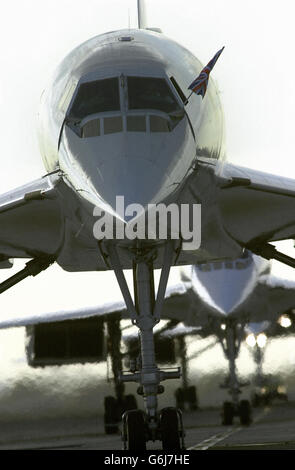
(0, 401), (294, 450)
(0, 333), (295, 450)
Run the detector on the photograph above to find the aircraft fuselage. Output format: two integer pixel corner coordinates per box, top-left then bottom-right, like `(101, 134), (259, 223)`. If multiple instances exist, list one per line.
(37, 29), (231, 271)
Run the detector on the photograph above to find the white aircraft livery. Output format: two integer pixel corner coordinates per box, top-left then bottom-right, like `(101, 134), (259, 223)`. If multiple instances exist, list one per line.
(0, 0), (295, 450)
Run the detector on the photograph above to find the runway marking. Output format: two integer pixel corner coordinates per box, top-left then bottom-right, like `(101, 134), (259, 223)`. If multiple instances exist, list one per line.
(188, 406), (271, 450)
(0, 406), (273, 450)
(187, 427), (242, 450)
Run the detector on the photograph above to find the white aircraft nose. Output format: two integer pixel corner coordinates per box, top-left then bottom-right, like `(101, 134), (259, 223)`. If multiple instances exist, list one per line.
(91, 155), (174, 219)
(60, 121), (194, 219)
(191, 258), (257, 315)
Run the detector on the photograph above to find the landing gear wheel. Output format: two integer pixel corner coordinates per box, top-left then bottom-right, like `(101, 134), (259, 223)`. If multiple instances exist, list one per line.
(125, 410), (147, 451)
(123, 394), (138, 412)
(187, 386), (198, 410)
(104, 396), (119, 434)
(280, 393), (288, 402)
(263, 394), (271, 406)
(175, 386), (198, 411)
(239, 400), (252, 426)
(160, 407), (181, 451)
(175, 388), (185, 410)
(222, 401), (235, 425)
(251, 393), (261, 408)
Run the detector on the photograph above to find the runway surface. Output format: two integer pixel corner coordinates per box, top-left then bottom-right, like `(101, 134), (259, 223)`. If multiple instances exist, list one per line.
(1, 400), (295, 450)
(0, 334), (294, 451)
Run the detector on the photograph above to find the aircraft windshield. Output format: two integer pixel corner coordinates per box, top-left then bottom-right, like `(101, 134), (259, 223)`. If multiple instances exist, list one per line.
(127, 77), (180, 113)
(69, 77), (120, 120)
(66, 75), (184, 137)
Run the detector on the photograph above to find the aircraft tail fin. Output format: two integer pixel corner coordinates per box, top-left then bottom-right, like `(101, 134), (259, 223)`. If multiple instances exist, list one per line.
(137, 0), (162, 33)
(137, 0), (147, 29)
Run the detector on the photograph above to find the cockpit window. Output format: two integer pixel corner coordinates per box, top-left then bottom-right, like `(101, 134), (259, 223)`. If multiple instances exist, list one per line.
(127, 115), (146, 132)
(70, 78), (120, 120)
(127, 77), (180, 114)
(66, 75), (185, 138)
(150, 115), (170, 133)
(82, 119), (100, 138)
(104, 116), (123, 134)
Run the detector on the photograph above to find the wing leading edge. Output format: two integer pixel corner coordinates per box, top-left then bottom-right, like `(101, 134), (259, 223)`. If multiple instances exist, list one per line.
(0, 282), (189, 330)
(0, 173), (63, 260)
(217, 162), (295, 246)
(256, 275), (295, 318)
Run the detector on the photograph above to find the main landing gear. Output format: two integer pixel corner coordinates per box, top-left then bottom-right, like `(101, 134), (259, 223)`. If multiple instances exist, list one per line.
(218, 321), (252, 426)
(107, 243), (185, 450)
(175, 336), (198, 411)
(222, 399), (251, 426)
(104, 317), (138, 434)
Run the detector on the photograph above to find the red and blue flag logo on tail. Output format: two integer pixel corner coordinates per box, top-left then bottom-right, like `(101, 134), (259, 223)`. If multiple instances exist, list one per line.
(188, 47), (224, 99)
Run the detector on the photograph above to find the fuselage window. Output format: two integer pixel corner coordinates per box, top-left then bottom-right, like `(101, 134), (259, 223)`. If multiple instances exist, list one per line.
(82, 119), (100, 138)
(127, 115), (146, 132)
(150, 115), (170, 133)
(127, 77), (180, 114)
(70, 77), (120, 120)
(213, 262), (223, 270)
(225, 261), (233, 269)
(198, 264), (211, 272)
(104, 116), (123, 134)
(235, 261), (246, 270)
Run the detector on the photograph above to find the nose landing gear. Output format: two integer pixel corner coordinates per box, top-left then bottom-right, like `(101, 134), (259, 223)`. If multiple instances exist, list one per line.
(218, 320), (252, 426)
(108, 243), (186, 450)
(222, 399), (251, 426)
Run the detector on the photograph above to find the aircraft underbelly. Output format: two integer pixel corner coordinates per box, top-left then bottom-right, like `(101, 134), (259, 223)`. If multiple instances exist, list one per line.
(54, 169), (242, 272)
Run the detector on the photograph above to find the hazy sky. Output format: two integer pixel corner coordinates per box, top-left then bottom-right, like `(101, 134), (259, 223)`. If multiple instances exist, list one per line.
(0, 0), (294, 325)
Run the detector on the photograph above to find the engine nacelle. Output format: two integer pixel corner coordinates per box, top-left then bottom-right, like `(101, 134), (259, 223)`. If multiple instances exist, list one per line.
(26, 317), (105, 367)
(125, 336), (176, 364)
(155, 336), (176, 364)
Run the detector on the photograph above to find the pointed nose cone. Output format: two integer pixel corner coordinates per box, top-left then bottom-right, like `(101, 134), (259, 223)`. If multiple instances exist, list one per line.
(191, 259), (257, 316)
(97, 157), (170, 217)
(61, 124), (193, 221)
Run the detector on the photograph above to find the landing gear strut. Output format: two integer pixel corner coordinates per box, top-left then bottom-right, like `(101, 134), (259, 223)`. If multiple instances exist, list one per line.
(104, 317), (138, 434)
(218, 321), (252, 426)
(175, 336), (198, 411)
(108, 243), (185, 450)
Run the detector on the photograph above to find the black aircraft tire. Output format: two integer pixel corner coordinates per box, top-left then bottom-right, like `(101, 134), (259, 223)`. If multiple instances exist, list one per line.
(126, 410), (147, 451)
(239, 400), (252, 426)
(187, 386), (198, 410)
(124, 394), (138, 412)
(222, 401), (234, 425)
(104, 396), (119, 434)
(175, 388), (185, 410)
(160, 407), (181, 451)
(251, 393), (261, 408)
